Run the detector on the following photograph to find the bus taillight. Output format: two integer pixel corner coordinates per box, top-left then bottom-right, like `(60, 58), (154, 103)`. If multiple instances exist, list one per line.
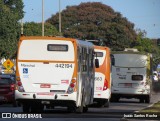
(70, 83), (75, 88)
(16, 77), (25, 92)
(67, 78), (76, 94)
(103, 79), (108, 90)
(17, 81), (22, 86)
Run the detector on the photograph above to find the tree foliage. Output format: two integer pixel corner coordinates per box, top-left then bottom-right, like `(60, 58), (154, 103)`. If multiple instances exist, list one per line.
(0, 0), (24, 58)
(131, 31), (153, 53)
(131, 30), (160, 68)
(23, 22), (59, 36)
(46, 2), (137, 50)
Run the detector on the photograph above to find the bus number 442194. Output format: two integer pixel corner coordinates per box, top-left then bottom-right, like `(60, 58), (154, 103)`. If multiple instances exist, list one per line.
(55, 64), (73, 68)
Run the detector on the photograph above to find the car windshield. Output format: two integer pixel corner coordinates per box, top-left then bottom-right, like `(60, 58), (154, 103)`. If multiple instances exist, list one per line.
(0, 78), (12, 85)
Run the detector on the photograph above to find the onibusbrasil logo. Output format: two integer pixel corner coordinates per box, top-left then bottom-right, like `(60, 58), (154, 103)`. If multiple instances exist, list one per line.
(1, 113), (42, 119)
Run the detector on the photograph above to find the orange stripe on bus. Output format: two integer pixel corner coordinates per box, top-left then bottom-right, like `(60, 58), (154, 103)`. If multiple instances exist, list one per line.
(94, 45), (111, 89)
(18, 60), (75, 63)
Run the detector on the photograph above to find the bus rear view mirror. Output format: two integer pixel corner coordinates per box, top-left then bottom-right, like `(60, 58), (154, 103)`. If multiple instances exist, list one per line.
(111, 54), (115, 66)
(95, 59), (99, 68)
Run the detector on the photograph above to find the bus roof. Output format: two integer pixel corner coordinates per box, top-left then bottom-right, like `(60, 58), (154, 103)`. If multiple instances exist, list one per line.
(111, 51), (150, 56)
(19, 36), (94, 48)
(94, 45), (110, 50)
(77, 40), (93, 48)
(19, 36), (76, 42)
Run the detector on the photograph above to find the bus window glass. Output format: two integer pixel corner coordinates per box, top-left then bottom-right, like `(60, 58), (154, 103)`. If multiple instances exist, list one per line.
(95, 52), (103, 57)
(82, 48), (87, 72)
(47, 44), (68, 51)
(132, 75), (143, 81)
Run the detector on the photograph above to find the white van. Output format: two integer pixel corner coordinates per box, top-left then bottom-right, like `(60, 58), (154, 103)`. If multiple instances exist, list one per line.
(15, 36), (99, 113)
(111, 48), (152, 103)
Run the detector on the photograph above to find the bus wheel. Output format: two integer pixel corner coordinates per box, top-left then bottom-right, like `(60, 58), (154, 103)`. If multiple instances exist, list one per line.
(97, 100), (105, 107)
(37, 105), (44, 113)
(31, 103), (44, 113)
(110, 96), (114, 102)
(12, 101), (18, 107)
(31, 106), (37, 113)
(67, 106), (76, 113)
(76, 104), (83, 113)
(22, 103), (31, 113)
(83, 106), (88, 113)
(76, 94), (84, 113)
(139, 98), (144, 103)
(104, 99), (110, 108)
(111, 96), (119, 102)
(145, 96), (150, 103)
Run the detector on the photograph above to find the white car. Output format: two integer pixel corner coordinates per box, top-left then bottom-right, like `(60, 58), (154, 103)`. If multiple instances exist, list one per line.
(153, 71), (158, 82)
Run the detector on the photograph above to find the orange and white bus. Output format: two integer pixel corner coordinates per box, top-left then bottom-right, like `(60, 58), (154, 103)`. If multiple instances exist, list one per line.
(15, 36), (99, 113)
(93, 46), (111, 107)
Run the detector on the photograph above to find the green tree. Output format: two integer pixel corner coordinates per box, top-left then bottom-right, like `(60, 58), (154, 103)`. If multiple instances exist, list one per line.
(23, 22), (59, 36)
(131, 32), (153, 53)
(0, 0), (24, 58)
(131, 30), (160, 68)
(46, 2), (137, 50)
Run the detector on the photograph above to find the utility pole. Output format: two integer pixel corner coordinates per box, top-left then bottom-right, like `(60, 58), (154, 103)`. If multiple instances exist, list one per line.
(42, 0), (44, 36)
(21, 0), (23, 35)
(59, 0), (61, 33)
(21, 16), (23, 35)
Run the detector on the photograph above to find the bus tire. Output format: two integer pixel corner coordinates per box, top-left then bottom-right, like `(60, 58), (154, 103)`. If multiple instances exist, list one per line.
(139, 98), (144, 103)
(83, 106), (88, 113)
(145, 96), (150, 103)
(67, 106), (76, 113)
(13, 101), (21, 107)
(76, 104), (83, 113)
(31, 103), (44, 113)
(97, 100), (106, 107)
(76, 94), (84, 113)
(110, 96), (119, 102)
(22, 103), (30, 113)
(37, 105), (44, 113)
(31, 106), (37, 113)
(97, 102), (104, 107)
(12, 101), (17, 107)
(110, 96), (115, 102)
(104, 99), (110, 108)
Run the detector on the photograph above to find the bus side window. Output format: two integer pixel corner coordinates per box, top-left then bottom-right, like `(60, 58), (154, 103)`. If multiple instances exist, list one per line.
(82, 48), (87, 72)
(90, 50), (94, 68)
(94, 51), (100, 68)
(111, 54), (115, 66)
(78, 47), (81, 72)
(89, 49), (93, 70)
(87, 51), (89, 74)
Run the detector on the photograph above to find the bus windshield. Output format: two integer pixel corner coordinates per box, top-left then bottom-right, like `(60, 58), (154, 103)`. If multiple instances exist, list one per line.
(18, 40), (75, 61)
(114, 54), (148, 68)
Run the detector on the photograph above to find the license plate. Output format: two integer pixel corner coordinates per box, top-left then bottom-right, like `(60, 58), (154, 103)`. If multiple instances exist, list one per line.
(125, 83), (132, 87)
(40, 84), (51, 88)
(37, 92), (54, 96)
(96, 87), (102, 90)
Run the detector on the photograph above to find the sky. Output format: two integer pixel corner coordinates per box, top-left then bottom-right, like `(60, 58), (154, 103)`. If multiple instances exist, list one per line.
(23, 0), (160, 39)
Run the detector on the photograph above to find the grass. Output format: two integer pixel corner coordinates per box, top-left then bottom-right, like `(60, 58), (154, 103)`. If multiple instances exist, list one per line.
(140, 101), (160, 113)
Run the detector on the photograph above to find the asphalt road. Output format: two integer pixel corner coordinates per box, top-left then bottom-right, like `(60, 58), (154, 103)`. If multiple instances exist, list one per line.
(0, 83), (160, 121)
(0, 94), (159, 121)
